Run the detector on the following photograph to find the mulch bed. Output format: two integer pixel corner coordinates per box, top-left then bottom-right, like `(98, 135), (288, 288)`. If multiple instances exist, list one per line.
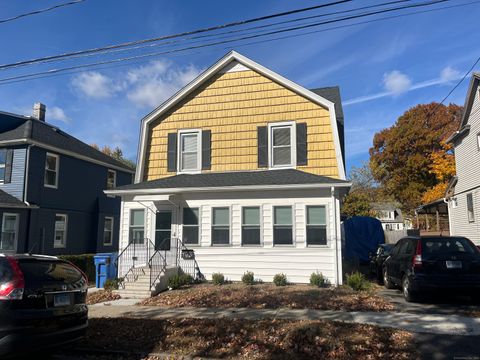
(140, 283), (395, 312)
(77, 317), (416, 359)
(87, 290), (121, 305)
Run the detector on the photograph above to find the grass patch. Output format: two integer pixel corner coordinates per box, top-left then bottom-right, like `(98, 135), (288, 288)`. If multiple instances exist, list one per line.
(140, 283), (394, 312)
(77, 317), (415, 359)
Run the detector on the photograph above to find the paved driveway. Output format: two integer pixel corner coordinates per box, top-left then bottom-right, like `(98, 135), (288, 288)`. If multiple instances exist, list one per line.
(379, 288), (480, 316)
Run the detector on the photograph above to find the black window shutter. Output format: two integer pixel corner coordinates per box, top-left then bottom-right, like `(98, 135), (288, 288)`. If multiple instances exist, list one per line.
(167, 133), (177, 172)
(4, 149), (13, 183)
(296, 123), (308, 166)
(201, 130), (211, 170)
(257, 126), (268, 167)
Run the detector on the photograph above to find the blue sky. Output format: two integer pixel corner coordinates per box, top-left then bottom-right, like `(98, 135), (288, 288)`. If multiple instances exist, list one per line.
(0, 0), (479, 175)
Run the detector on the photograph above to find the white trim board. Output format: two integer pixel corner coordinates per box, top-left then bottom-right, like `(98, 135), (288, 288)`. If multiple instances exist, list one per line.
(135, 51), (346, 183)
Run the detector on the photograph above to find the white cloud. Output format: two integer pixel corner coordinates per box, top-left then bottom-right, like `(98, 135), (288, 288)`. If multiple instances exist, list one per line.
(382, 70), (412, 95)
(440, 66), (461, 82)
(47, 106), (69, 123)
(72, 72), (121, 99)
(126, 60), (201, 108)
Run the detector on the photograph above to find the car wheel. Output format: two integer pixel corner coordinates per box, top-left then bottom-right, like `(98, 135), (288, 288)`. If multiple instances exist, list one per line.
(402, 275), (417, 302)
(383, 267), (395, 289)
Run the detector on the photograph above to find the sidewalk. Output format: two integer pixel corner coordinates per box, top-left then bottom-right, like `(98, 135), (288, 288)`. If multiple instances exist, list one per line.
(88, 303), (480, 336)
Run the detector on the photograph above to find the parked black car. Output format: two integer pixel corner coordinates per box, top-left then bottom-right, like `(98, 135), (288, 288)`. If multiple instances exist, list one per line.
(0, 254), (88, 358)
(383, 236), (480, 302)
(370, 244), (394, 283)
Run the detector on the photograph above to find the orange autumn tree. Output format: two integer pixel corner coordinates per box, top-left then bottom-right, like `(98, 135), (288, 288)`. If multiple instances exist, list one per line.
(421, 141), (456, 204)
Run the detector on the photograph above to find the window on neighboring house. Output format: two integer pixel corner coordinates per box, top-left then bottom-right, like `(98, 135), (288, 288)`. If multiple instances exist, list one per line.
(44, 153), (59, 188)
(0, 213), (18, 251)
(0, 150), (6, 182)
(129, 209), (145, 244)
(179, 131), (200, 172)
(467, 193), (475, 223)
(242, 207), (261, 246)
(103, 217), (114, 246)
(212, 207), (230, 245)
(270, 123), (295, 168)
(451, 198), (458, 208)
(183, 207), (199, 245)
(273, 206), (293, 245)
(306, 206), (327, 246)
(477, 132), (480, 150)
(107, 170), (116, 190)
(54, 214), (67, 248)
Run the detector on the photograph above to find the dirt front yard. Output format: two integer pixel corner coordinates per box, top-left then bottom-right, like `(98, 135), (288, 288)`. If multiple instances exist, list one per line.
(140, 283), (394, 312)
(86, 290), (120, 305)
(78, 317), (415, 359)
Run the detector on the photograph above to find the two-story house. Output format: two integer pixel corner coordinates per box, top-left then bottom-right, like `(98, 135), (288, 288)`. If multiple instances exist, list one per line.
(372, 203), (406, 231)
(0, 104), (134, 255)
(446, 73), (480, 244)
(107, 51), (350, 290)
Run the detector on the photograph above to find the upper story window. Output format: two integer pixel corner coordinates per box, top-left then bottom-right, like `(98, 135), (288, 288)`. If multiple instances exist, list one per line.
(107, 169), (116, 190)
(467, 193), (475, 223)
(179, 130), (201, 173)
(44, 153), (59, 188)
(269, 122), (296, 168)
(0, 149), (13, 184)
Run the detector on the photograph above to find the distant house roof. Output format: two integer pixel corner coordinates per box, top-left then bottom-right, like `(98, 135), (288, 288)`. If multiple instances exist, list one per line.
(372, 202), (404, 223)
(110, 169), (350, 193)
(0, 111), (134, 173)
(0, 189), (29, 208)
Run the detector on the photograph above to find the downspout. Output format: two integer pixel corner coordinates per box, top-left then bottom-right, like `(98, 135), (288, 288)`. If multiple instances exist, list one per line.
(331, 186), (340, 286)
(443, 198), (452, 236)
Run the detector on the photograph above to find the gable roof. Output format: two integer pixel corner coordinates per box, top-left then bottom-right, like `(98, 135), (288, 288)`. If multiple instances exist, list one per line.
(135, 50), (346, 183)
(108, 169), (350, 195)
(0, 111), (134, 173)
(447, 73), (480, 143)
(0, 189), (29, 208)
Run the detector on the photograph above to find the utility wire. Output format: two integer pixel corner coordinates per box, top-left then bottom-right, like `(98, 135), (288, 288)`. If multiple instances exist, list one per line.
(0, 0), (353, 70)
(0, 0), (86, 25)
(0, 0), (455, 84)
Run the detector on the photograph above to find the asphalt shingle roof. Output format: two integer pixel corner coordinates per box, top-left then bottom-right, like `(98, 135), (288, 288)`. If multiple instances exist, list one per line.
(116, 169), (349, 191)
(0, 189), (28, 208)
(0, 111), (133, 172)
(309, 86), (344, 125)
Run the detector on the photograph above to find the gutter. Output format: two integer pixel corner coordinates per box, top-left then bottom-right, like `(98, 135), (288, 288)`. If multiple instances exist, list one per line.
(446, 125), (470, 144)
(104, 182), (352, 196)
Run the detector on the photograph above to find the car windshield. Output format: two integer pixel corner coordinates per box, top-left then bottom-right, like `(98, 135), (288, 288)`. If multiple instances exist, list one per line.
(19, 259), (83, 283)
(421, 238), (478, 257)
(382, 245), (393, 255)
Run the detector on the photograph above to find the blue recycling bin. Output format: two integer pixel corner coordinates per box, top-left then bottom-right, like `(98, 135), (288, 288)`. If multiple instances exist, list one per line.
(94, 253), (117, 288)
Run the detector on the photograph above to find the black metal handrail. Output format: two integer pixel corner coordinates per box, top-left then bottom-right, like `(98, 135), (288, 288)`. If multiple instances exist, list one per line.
(148, 237), (169, 290)
(115, 238), (155, 287)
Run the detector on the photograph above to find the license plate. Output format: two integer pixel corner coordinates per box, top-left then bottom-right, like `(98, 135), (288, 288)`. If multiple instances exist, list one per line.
(54, 293), (71, 307)
(446, 260), (462, 269)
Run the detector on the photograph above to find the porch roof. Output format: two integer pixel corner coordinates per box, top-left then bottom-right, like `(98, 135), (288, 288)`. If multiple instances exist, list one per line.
(0, 189), (30, 208)
(106, 169), (351, 195)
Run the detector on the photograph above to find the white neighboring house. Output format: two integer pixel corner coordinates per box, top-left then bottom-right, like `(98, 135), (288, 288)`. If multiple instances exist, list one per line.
(446, 73), (480, 244)
(105, 51), (351, 295)
(372, 203), (406, 231)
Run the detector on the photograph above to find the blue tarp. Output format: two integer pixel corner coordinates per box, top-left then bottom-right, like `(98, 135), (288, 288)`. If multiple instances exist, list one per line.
(343, 216), (385, 262)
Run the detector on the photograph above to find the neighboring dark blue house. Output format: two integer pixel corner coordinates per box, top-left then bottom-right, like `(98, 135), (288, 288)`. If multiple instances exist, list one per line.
(0, 104), (134, 255)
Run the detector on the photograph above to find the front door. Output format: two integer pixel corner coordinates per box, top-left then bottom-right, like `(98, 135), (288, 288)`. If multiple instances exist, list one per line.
(155, 211), (172, 251)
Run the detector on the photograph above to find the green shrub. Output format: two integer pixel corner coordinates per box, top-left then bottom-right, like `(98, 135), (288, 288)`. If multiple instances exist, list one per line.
(168, 273), (194, 290)
(242, 271), (255, 285)
(346, 271), (372, 291)
(59, 254), (95, 283)
(104, 278), (122, 290)
(310, 272), (329, 288)
(273, 273), (288, 286)
(212, 272), (225, 285)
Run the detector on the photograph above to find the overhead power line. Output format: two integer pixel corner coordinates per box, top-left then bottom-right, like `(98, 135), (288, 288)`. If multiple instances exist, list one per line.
(0, 0), (353, 70)
(0, 0), (458, 84)
(0, 0), (86, 25)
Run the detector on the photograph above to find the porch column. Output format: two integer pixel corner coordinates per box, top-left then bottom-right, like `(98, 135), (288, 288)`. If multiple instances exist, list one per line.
(425, 214), (429, 231)
(436, 208), (440, 232)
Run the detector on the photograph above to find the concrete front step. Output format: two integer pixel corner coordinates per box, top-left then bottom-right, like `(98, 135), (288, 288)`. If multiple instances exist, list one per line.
(117, 289), (152, 298)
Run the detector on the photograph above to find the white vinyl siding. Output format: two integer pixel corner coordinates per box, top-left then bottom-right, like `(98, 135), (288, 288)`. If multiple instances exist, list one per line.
(118, 188), (342, 284)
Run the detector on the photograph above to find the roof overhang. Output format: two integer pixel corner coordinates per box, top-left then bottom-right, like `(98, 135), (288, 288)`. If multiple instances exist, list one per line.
(134, 50), (346, 183)
(415, 198), (449, 215)
(446, 124), (470, 144)
(105, 181), (352, 196)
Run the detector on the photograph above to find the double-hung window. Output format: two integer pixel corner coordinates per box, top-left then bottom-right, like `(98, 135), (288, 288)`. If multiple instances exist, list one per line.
(306, 206), (327, 246)
(273, 206), (293, 245)
(242, 207), (261, 245)
(129, 209), (145, 244)
(103, 217), (114, 246)
(179, 130), (201, 172)
(107, 170), (116, 190)
(0, 213), (18, 251)
(270, 123), (295, 168)
(183, 208), (199, 245)
(54, 214), (67, 248)
(212, 207), (230, 245)
(467, 193), (475, 223)
(45, 153), (59, 188)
